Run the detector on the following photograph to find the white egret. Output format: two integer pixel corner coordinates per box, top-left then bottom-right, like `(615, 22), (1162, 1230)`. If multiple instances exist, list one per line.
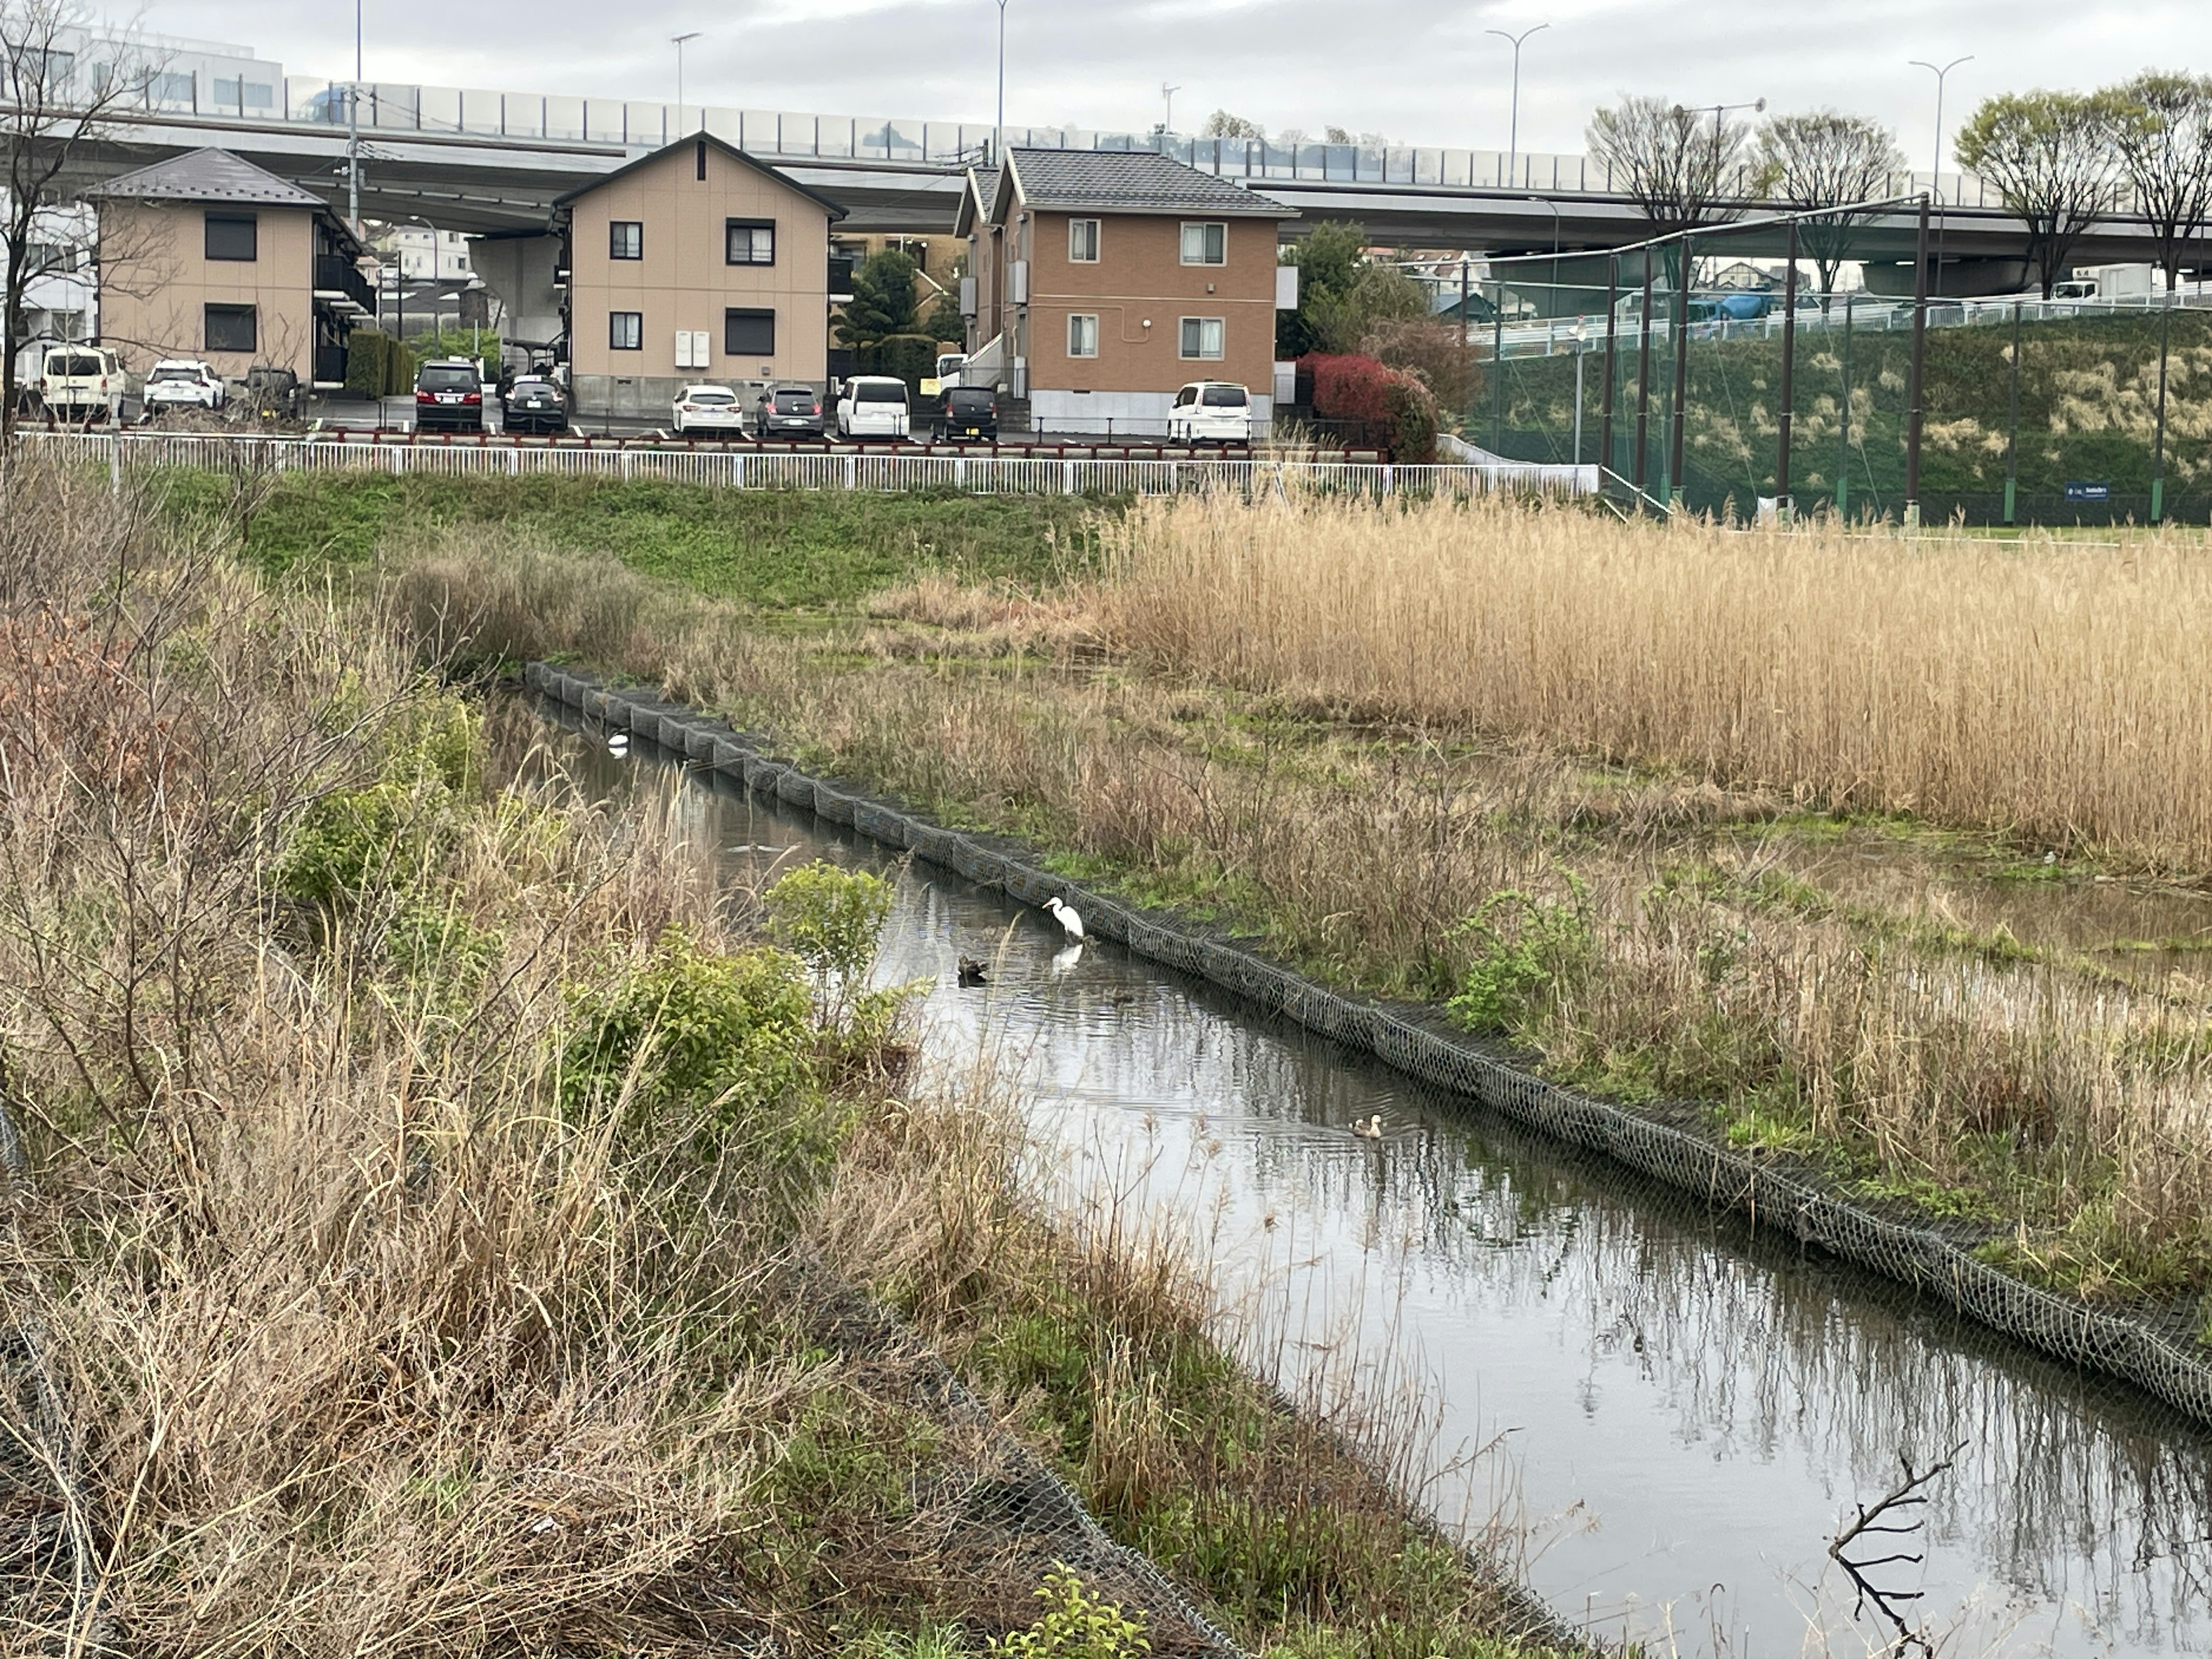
(1051, 942), (1085, 975)
(607, 730), (631, 756)
(1045, 896), (1085, 941)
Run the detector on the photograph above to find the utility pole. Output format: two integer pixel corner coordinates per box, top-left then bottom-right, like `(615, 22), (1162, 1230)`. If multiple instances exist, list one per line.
(995, 0), (1012, 161)
(1483, 23), (1548, 189)
(347, 0), (362, 234)
(672, 33), (701, 136)
(1903, 195), (1931, 528)
(1908, 56), (1973, 203)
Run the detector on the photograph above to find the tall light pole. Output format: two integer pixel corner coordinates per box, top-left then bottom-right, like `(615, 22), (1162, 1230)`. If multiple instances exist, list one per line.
(1161, 82), (1181, 133)
(1483, 22), (1548, 188)
(995, 0), (1011, 161)
(672, 32), (701, 137)
(1909, 56), (1972, 204)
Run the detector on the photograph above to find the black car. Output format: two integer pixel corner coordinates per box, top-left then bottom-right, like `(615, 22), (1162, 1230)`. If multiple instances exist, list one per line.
(934, 385), (998, 444)
(414, 358), (485, 432)
(752, 383), (826, 440)
(502, 376), (568, 434)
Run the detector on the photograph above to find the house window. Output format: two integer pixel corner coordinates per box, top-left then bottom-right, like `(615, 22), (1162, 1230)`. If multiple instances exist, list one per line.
(609, 220), (642, 260)
(609, 310), (643, 351)
(1179, 317), (1224, 359)
(1180, 222), (1227, 266)
(213, 78), (274, 108)
(204, 213), (257, 262)
(726, 220), (775, 266)
(203, 303), (256, 353)
(1068, 218), (1100, 263)
(724, 308), (776, 357)
(1067, 313), (1099, 358)
(152, 71), (194, 102)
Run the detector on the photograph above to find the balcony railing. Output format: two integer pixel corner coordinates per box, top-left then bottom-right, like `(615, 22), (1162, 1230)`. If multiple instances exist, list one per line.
(314, 253), (373, 311)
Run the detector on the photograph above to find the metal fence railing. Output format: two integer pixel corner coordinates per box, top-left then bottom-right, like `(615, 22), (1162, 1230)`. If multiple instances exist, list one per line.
(17, 430), (1599, 499)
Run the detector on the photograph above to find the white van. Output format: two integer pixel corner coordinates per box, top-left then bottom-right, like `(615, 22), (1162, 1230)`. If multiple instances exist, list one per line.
(36, 344), (124, 423)
(1167, 381), (1252, 445)
(836, 375), (911, 441)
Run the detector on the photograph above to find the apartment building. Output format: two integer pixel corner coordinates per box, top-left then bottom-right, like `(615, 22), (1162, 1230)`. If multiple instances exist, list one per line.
(554, 133), (846, 416)
(90, 149), (372, 388)
(955, 149), (1297, 434)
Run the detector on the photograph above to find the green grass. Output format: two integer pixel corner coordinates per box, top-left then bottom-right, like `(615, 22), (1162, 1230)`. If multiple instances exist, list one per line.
(160, 469), (1117, 610)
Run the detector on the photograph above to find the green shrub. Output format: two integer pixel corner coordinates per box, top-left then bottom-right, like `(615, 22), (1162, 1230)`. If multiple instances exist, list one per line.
(989, 1567), (1148, 1659)
(276, 779), (424, 908)
(766, 861), (892, 991)
(1446, 881), (1593, 1036)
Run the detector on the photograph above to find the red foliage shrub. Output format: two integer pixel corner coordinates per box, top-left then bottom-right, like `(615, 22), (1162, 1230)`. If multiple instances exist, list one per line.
(1299, 353), (1439, 463)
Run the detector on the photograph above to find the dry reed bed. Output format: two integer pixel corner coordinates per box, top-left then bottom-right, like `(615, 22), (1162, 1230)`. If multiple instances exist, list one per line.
(393, 530), (2212, 1297)
(0, 468), (1563, 1658)
(1097, 493), (2212, 872)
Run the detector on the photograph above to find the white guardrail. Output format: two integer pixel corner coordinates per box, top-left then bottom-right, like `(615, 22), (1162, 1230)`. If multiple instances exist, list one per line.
(19, 431), (1599, 498)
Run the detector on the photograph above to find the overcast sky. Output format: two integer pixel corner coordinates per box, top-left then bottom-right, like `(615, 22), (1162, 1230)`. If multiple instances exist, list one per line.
(138, 0), (2212, 166)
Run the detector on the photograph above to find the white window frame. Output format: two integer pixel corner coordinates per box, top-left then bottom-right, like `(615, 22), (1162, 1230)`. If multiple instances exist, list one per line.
(1178, 316), (1225, 359)
(1068, 218), (1101, 263)
(1180, 221), (1227, 266)
(1067, 313), (1100, 358)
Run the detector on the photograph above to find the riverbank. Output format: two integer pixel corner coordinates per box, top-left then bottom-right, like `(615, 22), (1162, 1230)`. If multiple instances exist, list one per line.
(362, 486), (2212, 1354)
(0, 461), (1567, 1658)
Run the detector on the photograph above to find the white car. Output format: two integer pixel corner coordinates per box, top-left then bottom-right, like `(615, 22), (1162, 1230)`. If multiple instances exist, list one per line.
(672, 384), (746, 434)
(36, 345), (124, 423)
(836, 375), (911, 441)
(141, 358), (227, 414)
(1168, 381), (1252, 445)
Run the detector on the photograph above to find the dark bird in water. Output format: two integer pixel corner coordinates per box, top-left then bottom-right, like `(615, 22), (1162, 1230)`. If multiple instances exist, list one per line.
(957, 955), (989, 986)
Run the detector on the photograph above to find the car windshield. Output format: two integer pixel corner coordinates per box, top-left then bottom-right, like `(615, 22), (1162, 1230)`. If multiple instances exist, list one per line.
(772, 390), (816, 411)
(855, 381), (906, 403)
(418, 364), (477, 391)
(687, 390), (735, 405)
(1201, 386), (1247, 407)
(149, 366), (201, 383)
(946, 389), (993, 411)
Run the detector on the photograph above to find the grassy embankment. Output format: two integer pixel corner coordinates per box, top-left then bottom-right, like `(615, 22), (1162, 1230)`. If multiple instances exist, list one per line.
(294, 472), (2212, 1321)
(0, 460), (1559, 1658)
(1487, 306), (2212, 519)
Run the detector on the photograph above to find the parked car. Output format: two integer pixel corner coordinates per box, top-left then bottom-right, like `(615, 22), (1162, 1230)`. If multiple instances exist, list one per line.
(933, 385), (998, 444)
(752, 382), (825, 440)
(1166, 381), (1252, 445)
(36, 344), (124, 423)
(502, 375), (568, 434)
(245, 365), (303, 422)
(141, 358), (226, 414)
(414, 357), (486, 432)
(836, 374), (911, 441)
(672, 384), (746, 435)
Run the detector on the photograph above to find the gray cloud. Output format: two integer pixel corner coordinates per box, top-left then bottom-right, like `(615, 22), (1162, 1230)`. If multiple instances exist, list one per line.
(144, 0), (2212, 158)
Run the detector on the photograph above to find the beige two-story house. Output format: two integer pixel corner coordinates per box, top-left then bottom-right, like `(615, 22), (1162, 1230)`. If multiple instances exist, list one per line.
(91, 148), (371, 389)
(955, 149), (1297, 434)
(555, 133), (846, 416)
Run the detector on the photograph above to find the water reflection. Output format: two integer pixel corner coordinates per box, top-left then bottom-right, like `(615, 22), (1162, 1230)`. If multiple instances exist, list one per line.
(518, 704), (2212, 1657)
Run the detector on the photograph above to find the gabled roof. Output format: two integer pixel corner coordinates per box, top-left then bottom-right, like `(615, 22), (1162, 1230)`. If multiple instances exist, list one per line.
(88, 147), (328, 209)
(953, 164), (1001, 237)
(993, 149), (1294, 223)
(556, 131), (847, 219)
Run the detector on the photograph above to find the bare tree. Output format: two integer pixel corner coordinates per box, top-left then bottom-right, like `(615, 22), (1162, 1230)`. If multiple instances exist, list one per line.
(1954, 89), (2124, 298)
(2104, 71), (2212, 293)
(2, 0), (157, 445)
(1587, 94), (1758, 238)
(1754, 110), (1908, 308)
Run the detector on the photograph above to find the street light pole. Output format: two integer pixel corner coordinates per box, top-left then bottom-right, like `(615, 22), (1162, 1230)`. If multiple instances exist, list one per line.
(1908, 56), (1973, 204)
(995, 0), (1012, 161)
(1162, 82), (1180, 133)
(672, 33), (701, 137)
(1483, 23), (1548, 188)
(347, 0), (361, 234)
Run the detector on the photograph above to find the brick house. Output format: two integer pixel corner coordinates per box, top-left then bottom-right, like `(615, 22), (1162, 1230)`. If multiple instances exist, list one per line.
(90, 148), (371, 389)
(955, 149), (1297, 435)
(554, 133), (847, 416)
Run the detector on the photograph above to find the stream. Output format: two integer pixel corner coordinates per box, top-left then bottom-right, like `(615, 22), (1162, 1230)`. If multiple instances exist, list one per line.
(528, 701), (2212, 1658)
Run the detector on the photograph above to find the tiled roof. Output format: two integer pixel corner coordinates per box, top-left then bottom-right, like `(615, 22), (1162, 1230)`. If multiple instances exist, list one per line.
(1006, 148), (1292, 217)
(89, 147), (327, 208)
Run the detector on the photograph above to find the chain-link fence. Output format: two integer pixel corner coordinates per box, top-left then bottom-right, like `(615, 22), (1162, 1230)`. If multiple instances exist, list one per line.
(1446, 211), (2212, 527)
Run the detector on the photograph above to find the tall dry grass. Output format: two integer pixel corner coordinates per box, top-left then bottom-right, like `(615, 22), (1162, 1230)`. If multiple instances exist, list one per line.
(1098, 493), (2212, 870)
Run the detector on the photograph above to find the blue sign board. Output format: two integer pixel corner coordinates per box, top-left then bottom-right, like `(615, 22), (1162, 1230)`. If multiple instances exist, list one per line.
(2065, 480), (2111, 502)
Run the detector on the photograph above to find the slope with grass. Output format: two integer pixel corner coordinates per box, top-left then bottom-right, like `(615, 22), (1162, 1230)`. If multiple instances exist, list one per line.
(0, 460), (1562, 1658)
